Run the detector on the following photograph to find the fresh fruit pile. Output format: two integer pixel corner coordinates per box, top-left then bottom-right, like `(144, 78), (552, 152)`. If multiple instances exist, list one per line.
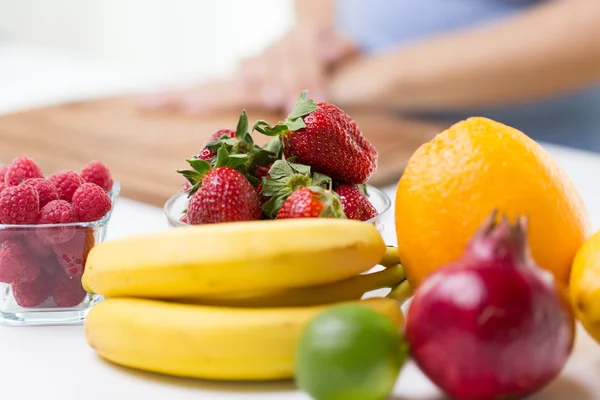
(82, 218), (408, 381)
(81, 114), (600, 400)
(0, 156), (114, 309)
(176, 92), (379, 224)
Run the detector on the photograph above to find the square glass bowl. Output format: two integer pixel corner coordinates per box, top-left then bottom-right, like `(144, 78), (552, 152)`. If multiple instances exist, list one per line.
(0, 181), (120, 326)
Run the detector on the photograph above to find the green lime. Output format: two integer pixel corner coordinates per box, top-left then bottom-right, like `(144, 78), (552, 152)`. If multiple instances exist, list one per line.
(294, 304), (407, 400)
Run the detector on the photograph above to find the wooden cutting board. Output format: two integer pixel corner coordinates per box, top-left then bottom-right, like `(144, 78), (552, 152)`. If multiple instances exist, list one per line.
(0, 96), (444, 207)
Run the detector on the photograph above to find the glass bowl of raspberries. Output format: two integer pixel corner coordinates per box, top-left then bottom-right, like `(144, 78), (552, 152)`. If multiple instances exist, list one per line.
(0, 157), (119, 326)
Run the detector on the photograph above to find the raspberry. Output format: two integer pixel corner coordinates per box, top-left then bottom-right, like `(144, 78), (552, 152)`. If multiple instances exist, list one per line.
(4, 156), (44, 186)
(80, 160), (113, 192)
(0, 182), (5, 193)
(72, 183), (112, 222)
(38, 200), (77, 225)
(53, 228), (94, 277)
(0, 239), (41, 284)
(20, 178), (59, 208)
(0, 184), (40, 224)
(0, 165), (8, 181)
(13, 268), (53, 308)
(53, 268), (87, 307)
(23, 233), (53, 258)
(48, 171), (84, 202)
(36, 200), (78, 245)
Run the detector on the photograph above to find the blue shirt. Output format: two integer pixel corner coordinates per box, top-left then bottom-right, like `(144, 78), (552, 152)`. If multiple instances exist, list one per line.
(335, 0), (600, 150)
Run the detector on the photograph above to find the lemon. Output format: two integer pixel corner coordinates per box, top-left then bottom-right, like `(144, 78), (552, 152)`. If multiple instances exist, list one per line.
(294, 303), (407, 400)
(570, 230), (600, 344)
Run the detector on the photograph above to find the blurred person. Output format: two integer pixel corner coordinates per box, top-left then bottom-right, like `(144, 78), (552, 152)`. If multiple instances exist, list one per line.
(140, 0), (600, 149)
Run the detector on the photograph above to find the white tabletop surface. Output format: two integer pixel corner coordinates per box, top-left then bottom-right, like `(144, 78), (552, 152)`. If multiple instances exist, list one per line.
(2, 41), (600, 399)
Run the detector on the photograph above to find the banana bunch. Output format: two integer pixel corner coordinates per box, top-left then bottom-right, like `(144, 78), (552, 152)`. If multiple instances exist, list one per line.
(83, 218), (407, 381)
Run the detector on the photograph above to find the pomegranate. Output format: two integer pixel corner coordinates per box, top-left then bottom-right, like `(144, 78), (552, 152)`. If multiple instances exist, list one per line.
(406, 211), (575, 400)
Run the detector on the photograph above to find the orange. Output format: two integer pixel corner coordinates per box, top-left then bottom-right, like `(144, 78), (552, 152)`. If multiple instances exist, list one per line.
(395, 117), (591, 288)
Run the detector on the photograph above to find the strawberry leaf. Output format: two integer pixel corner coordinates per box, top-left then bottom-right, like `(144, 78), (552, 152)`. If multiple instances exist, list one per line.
(235, 110), (249, 143)
(253, 120), (288, 136)
(288, 161), (311, 175)
(312, 172), (332, 189)
(214, 144), (230, 168)
(268, 160), (295, 180)
(263, 137), (283, 159)
(288, 91), (320, 119)
(246, 175), (261, 188)
(186, 158), (211, 175)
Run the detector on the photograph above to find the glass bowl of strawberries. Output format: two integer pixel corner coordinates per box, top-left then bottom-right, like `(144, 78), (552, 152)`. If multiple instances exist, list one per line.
(163, 96), (393, 233)
(0, 157), (119, 326)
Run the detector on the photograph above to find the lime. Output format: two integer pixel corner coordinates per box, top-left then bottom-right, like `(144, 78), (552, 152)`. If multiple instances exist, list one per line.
(295, 303), (407, 400)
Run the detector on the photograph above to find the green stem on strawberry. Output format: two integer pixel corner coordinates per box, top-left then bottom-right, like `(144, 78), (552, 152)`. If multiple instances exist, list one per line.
(177, 144), (252, 196)
(253, 91), (319, 136)
(261, 160), (333, 218)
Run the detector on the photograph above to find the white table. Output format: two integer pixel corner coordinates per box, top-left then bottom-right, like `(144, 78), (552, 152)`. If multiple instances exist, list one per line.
(2, 42), (600, 400)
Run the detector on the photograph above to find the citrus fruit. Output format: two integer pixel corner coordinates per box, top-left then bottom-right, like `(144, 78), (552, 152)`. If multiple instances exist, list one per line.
(294, 303), (407, 400)
(395, 117), (590, 288)
(570, 230), (600, 344)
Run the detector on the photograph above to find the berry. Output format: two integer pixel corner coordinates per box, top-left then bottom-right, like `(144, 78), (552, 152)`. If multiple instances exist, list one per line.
(276, 187), (346, 219)
(38, 200), (77, 225)
(0, 165), (8, 181)
(0, 184), (40, 224)
(13, 268), (53, 308)
(180, 214), (189, 224)
(4, 156), (44, 186)
(255, 92), (377, 184)
(187, 167), (262, 224)
(20, 178), (59, 208)
(0, 239), (41, 284)
(334, 184), (378, 221)
(0, 182), (5, 193)
(53, 228), (94, 277)
(260, 160), (332, 218)
(254, 164), (271, 180)
(71, 183), (112, 222)
(80, 160), (113, 192)
(53, 268), (87, 307)
(198, 129), (236, 162)
(23, 233), (53, 257)
(36, 200), (78, 245)
(48, 170), (84, 202)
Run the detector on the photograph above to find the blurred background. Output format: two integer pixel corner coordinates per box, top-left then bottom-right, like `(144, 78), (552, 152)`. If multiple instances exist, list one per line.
(0, 0), (599, 204)
(0, 0), (293, 112)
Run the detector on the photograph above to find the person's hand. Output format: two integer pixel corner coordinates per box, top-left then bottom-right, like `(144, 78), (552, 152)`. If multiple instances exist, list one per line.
(138, 26), (356, 115)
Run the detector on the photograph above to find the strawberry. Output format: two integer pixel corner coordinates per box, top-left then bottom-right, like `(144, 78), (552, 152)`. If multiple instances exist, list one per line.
(186, 167), (262, 224)
(198, 129), (236, 162)
(260, 160), (331, 218)
(178, 148), (262, 224)
(196, 111), (280, 184)
(254, 92), (377, 184)
(334, 184), (378, 221)
(276, 187), (346, 219)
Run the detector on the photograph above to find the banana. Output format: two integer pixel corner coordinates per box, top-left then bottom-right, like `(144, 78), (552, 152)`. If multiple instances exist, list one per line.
(83, 218), (386, 299)
(380, 246), (401, 267)
(178, 264), (405, 307)
(84, 297), (404, 381)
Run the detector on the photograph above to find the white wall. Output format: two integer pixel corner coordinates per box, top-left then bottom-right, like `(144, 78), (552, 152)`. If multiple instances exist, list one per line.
(0, 0), (294, 77)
